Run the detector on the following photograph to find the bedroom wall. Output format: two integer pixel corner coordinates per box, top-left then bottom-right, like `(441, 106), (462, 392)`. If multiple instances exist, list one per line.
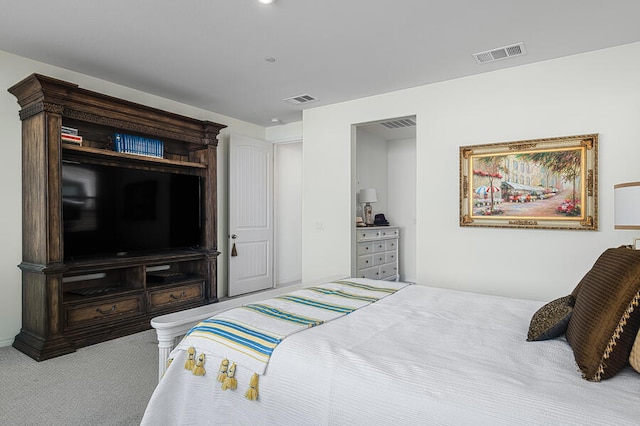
(274, 141), (303, 286)
(0, 50), (277, 346)
(387, 138), (417, 283)
(302, 42), (640, 301)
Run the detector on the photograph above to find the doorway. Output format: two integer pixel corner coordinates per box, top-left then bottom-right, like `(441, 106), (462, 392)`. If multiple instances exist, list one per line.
(352, 116), (417, 282)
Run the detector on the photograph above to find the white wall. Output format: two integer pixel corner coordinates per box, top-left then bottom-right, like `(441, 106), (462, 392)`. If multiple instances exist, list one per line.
(355, 128), (389, 218)
(302, 42), (640, 302)
(0, 50), (270, 346)
(274, 141), (303, 286)
(387, 138), (417, 283)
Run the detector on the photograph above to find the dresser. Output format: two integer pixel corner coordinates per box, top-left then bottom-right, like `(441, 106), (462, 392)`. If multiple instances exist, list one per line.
(355, 226), (399, 281)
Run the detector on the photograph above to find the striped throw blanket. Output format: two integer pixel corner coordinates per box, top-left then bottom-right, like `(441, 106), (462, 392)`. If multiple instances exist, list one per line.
(173, 279), (410, 379)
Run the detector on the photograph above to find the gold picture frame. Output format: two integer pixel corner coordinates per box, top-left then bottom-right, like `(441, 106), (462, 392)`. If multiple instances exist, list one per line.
(460, 134), (598, 230)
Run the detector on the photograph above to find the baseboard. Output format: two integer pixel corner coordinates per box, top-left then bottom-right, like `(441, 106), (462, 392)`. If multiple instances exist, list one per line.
(0, 336), (14, 348)
(276, 279), (302, 288)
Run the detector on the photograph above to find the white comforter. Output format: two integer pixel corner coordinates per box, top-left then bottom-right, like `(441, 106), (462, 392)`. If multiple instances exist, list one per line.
(142, 284), (640, 425)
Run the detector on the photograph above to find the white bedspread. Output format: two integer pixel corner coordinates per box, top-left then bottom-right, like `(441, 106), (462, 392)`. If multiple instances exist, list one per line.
(142, 284), (640, 425)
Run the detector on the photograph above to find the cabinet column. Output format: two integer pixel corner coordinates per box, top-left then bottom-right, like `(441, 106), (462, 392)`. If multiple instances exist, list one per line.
(14, 102), (74, 360)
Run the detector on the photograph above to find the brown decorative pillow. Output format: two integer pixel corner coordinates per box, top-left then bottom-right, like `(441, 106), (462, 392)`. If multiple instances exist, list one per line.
(630, 329), (640, 374)
(565, 247), (640, 381)
(527, 295), (574, 341)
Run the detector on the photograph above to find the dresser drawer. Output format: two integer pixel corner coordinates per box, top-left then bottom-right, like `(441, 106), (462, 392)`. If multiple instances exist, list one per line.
(64, 294), (143, 328)
(380, 263), (398, 280)
(373, 241), (386, 253)
(385, 239), (398, 251)
(379, 228), (399, 239)
(357, 254), (374, 269)
(356, 229), (381, 241)
(147, 282), (204, 312)
(373, 253), (386, 266)
(385, 251), (397, 264)
(355, 266), (380, 280)
(357, 242), (374, 256)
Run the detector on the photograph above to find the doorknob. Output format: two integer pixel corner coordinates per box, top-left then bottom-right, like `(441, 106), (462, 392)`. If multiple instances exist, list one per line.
(230, 234), (238, 257)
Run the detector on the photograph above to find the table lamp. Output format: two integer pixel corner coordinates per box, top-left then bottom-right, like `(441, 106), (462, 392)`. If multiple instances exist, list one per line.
(359, 188), (377, 226)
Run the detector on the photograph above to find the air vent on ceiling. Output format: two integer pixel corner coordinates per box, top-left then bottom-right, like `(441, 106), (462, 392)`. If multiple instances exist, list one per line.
(473, 42), (526, 64)
(283, 94), (318, 105)
(379, 118), (416, 130)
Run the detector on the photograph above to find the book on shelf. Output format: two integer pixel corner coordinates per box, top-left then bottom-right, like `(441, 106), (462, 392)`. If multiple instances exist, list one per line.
(61, 133), (83, 146)
(61, 126), (78, 136)
(113, 133), (164, 158)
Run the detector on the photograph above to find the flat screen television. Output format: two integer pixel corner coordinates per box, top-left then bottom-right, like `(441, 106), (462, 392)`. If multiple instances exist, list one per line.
(62, 161), (202, 261)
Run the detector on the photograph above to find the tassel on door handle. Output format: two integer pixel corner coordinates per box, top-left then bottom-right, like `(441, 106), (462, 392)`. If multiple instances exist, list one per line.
(230, 234), (238, 257)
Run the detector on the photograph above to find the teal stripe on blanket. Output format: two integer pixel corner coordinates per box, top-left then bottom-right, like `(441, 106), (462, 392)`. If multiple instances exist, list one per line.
(276, 295), (356, 313)
(333, 280), (399, 293)
(307, 286), (380, 302)
(188, 318), (281, 357)
(242, 304), (325, 327)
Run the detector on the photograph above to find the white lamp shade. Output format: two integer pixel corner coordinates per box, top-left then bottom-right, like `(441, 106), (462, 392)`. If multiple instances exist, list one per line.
(359, 188), (377, 203)
(614, 182), (640, 229)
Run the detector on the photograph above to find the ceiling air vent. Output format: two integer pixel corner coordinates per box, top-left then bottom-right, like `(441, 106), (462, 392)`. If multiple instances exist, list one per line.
(473, 42), (526, 64)
(283, 94), (318, 105)
(379, 118), (416, 129)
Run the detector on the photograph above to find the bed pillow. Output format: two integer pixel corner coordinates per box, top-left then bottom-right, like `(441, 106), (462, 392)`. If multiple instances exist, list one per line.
(630, 330), (640, 374)
(527, 295), (574, 341)
(565, 247), (640, 381)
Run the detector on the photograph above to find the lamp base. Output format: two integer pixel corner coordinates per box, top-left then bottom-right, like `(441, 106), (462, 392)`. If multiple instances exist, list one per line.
(364, 203), (373, 225)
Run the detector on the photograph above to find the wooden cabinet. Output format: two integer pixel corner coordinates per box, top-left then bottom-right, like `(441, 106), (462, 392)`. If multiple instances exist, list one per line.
(355, 226), (399, 281)
(8, 74), (226, 360)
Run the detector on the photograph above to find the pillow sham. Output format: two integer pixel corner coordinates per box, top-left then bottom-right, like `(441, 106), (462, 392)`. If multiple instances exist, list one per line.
(565, 247), (640, 381)
(527, 295), (574, 341)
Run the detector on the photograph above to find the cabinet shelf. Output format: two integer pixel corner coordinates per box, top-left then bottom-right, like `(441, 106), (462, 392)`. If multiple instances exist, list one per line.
(62, 144), (207, 170)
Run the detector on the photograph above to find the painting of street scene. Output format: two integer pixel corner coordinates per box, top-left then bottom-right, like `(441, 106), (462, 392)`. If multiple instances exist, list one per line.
(472, 149), (582, 218)
(460, 134), (598, 230)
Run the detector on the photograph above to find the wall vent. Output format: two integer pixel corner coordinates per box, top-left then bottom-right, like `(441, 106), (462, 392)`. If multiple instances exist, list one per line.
(283, 94), (318, 105)
(379, 118), (416, 129)
(473, 42), (526, 64)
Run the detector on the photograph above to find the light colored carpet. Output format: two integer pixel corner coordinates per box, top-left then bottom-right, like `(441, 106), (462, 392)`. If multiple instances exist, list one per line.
(0, 330), (158, 425)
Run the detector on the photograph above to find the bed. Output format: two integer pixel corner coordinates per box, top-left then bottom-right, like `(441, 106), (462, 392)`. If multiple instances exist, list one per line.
(142, 248), (640, 425)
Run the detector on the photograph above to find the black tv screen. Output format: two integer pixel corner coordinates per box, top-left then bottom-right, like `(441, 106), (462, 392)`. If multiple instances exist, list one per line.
(62, 161), (202, 261)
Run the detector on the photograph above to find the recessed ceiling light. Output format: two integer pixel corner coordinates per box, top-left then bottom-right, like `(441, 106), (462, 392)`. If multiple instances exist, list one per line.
(258, 0), (275, 4)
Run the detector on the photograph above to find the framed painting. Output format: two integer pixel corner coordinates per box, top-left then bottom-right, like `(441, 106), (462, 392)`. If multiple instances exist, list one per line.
(459, 134), (598, 230)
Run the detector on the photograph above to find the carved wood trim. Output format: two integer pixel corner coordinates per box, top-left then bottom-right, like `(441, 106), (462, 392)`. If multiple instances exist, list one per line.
(19, 102), (63, 120)
(63, 108), (204, 144)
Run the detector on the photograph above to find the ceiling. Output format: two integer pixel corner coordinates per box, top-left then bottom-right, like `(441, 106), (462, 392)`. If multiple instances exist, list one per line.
(2, 1), (640, 127)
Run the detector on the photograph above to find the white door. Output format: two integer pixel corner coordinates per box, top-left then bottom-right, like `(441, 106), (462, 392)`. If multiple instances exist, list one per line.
(228, 134), (274, 296)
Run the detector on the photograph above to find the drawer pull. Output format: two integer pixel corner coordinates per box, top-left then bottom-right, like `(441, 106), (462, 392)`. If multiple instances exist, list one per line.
(170, 291), (187, 300)
(96, 305), (116, 315)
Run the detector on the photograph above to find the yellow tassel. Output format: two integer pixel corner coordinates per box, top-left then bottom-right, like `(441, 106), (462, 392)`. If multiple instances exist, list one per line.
(192, 353), (206, 376)
(162, 358), (174, 379)
(217, 359), (229, 383)
(222, 362), (238, 390)
(245, 373), (259, 401)
(184, 347), (196, 371)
